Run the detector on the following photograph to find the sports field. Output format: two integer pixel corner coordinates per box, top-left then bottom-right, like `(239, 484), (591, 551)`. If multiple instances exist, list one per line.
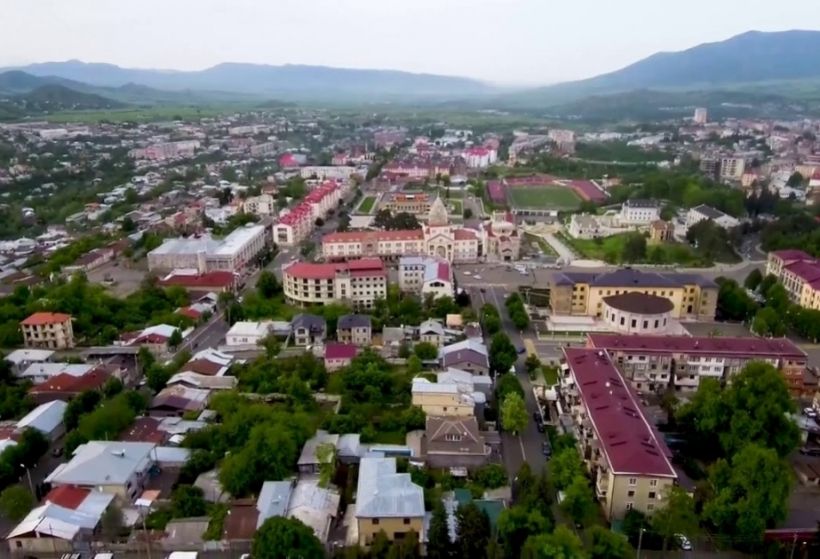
(508, 185), (582, 210)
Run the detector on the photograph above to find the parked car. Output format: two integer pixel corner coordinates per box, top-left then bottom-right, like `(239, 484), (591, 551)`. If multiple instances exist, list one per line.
(542, 440), (552, 457)
(799, 447), (820, 456)
(675, 534), (693, 551)
(536, 423), (545, 433)
(803, 407), (817, 418)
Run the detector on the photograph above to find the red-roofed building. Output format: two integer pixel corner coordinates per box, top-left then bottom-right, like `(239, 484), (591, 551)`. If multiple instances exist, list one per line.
(559, 348), (676, 520)
(158, 270), (238, 293)
(766, 249), (820, 311)
(462, 146), (497, 168)
(279, 153), (300, 169)
(324, 342), (359, 371)
(587, 333), (809, 395)
(29, 368), (111, 404)
(45, 485), (92, 510)
(20, 312), (74, 349)
(273, 181), (341, 247)
(282, 258), (387, 309)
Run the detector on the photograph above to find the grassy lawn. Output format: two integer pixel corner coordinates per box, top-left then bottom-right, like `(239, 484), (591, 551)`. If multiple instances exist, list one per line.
(508, 186), (581, 210)
(40, 105), (246, 123)
(357, 195), (377, 214)
(449, 199), (463, 215)
(542, 366), (559, 385)
(561, 232), (711, 266)
(523, 232), (557, 256)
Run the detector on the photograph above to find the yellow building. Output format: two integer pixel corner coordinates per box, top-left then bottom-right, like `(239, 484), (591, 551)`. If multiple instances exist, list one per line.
(355, 457), (424, 546)
(766, 250), (820, 311)
(549, 269), (717, 320)
(559, 348), (677, 520)
(411, 378), (475, 417)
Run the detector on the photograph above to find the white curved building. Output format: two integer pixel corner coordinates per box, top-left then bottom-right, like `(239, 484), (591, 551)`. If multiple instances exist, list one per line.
(602, 292), (674, 335)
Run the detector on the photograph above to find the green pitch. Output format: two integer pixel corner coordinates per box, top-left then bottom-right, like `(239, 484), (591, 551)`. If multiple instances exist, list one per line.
(507, 185), (582, 209)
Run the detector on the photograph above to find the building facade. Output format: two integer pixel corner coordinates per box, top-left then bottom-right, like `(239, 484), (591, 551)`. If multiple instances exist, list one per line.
(282, 258), (388, 309)
(559, 348), (677, 520)
(148, 225), (267, 273)
(587, 333), (809, 395)
(766, 250), (820, 311)
(20, 312), (75, 350)
(382, 192), (433, 216)
(619, 199), (661, 225)
(549, 269), (717, 320)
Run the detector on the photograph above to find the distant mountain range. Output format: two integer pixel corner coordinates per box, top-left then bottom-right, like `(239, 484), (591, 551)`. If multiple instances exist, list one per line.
(2, 30), (820, 119)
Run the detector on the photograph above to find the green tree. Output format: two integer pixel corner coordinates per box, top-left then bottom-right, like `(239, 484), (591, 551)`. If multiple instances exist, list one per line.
(413, 341), (439, 360)
(219, 424), (300, 496)
(500, 392), (528, 435)
(171, 485), (207, 518)
(426, 501), (453, 559)
(168, 328), (183, 349)
(744, 269), (763, 291)
(252, 517), (325, 559)
(703, 444), (791, 543)
(455, 503), (491, 559)
(387, 529), (420, 559)
(560, 475), (595, 526)
(650, 485), (698, 552)
(622, 233), (647, 262)
(498, 506), (551, 559)
(522, 525), (587, 559)
(489, 332), (517, 375)
(463, 208), (474, 219)
(787, 171), (804, 187)
(550, 447), (585, 490)
(588, 526), (632, 559)
(715, 277), (758, 321)
(406, 355), (423, 375)
(0, 485), (33, 522)
(100, 503), (125, 540)
(257, 270), (281, 299)
(316, 442), (336, 488)
(496, 374), (524, 404)
(525, 354), (541, 375)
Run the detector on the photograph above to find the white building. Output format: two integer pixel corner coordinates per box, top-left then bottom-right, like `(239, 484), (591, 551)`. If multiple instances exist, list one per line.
(282, 259), (388, 310)
(244, 194), (276, 216)
(398, 256), (454, 299)
(15, 400), (68, 441)
(693, 107), (708, 124)
(148, 224), (267, 273)
(462, 147), (497, 169)
(619, 199), (661, 226)
(720, 157), (746, 181)
(685, 204), (739, 231)
(298, 166), (358, 181)
(225, 321), (272, 347)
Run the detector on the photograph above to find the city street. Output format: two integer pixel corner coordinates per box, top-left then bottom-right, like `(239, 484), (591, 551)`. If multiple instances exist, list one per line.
(469, 284), (548, 477)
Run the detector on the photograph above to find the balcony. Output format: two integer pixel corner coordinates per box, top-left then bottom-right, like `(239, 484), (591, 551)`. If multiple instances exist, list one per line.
(595, 476), (609, 499)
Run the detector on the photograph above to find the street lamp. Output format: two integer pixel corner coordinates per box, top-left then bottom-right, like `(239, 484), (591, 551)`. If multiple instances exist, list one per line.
(636, 527), (646, 559)
(20, 464), (34, 495)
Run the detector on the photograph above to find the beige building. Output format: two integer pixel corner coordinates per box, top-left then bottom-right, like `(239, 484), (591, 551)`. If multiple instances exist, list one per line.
(559, 348), (677, 520)
(382, 191), (434, 216)
(20, 312), (75, 350)
(411, 378), (475, 417)
(766, 250), (820, 311)
(549, 269), (717, 320)
(355, 456), (424, 546)
(282, 258), (388, 310)
(648, 220), (674, 244)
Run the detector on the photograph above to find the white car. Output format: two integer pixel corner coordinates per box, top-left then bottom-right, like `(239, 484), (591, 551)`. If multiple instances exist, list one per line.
(463, 271), (472, 276)
(473, 274), (482, 280)
(804, 407), (818, 418)
(675, 534), (693, 551)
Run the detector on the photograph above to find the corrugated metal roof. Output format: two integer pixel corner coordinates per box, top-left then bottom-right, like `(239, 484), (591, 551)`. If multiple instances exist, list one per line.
(355, 457), (424, 518)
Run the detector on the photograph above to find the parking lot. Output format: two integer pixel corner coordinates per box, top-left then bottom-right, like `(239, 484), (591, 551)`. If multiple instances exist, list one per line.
(87, 259), (148, 297)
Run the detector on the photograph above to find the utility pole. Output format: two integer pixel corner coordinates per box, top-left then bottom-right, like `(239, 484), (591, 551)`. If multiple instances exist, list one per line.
(20, 464), (34, 495)
(789, 533), (798, 559)
(636, 527), (645, 559)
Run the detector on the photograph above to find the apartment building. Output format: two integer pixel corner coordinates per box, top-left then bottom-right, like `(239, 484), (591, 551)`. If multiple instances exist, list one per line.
(462, 147), (497, 168)
(411, 377), (477, 417)
(587, 333), (808, 395)
(720, 156), (746, 181)
(299, 166), (358, 181)
(20, 312), (75, 350)
(128, 140), (200, 161)
(559, 348), (677, 520)
(766, 250), (820, 311)
(685, 204), (739, 231)
(398, 256), (454, 299)
(243, 193), (276, 216)
(147, 225), (267, 273)
(273, 181), (341, 247)
(282, 258), (388, 309)
(549, 268), (717, 320)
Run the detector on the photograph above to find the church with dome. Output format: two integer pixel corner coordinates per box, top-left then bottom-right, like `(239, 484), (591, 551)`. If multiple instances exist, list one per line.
(321, 197), (520, 263)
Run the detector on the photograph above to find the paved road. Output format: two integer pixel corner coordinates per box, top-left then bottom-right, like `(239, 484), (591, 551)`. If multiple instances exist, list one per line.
(470, 284), (547, 478)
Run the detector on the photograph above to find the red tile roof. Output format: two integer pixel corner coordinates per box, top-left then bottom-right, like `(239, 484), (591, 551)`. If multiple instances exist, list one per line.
(771, 249), (814, 261)
(563, 348), (676, 478)
(46, 485), (90, 510)
(178, 307), (202, 320)
(323, 229), (424, 243)
(21, 312), (71, 326)
(784, 260), (820, 286)
(29, 369), (111, 395)
(587, 333), (807, 359)
(158, 271), (236, 289)
(120, 417), (165, 443)
(325, 342), (359, 360)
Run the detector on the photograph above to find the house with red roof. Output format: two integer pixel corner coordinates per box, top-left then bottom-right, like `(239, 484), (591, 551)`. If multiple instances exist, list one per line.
(559, 348), (677, 520)
(28, 368), (111, 404)
(20, 312), (74, 349)
(766, 249), (820, 311)
(324, 343), (359, 371)
(282, 258), (388, 310)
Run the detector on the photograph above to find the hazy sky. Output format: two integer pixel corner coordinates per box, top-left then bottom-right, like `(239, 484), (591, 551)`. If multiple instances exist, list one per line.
(3, 0), (819, 85)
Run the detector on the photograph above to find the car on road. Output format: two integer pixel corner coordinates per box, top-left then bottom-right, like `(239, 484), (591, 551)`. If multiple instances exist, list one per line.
(464, 271), (472, 275)
(532, 411), (541, 421)
(542, 441), (552, 457)
(536, 422), (545, 433)
(517, 347), (526, 354)
(804, 407), (817, 418)
(473, 274), (482, 280)
(675, 534), (693, 551)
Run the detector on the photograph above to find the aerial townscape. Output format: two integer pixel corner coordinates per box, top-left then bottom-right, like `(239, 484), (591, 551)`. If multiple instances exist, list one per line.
(2, 4), (820, 559)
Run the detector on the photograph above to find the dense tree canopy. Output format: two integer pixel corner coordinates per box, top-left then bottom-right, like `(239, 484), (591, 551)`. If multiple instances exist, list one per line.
(489, 332), (518, 375)
(500, 392), (528, 434)
(252, 517), (325, 559)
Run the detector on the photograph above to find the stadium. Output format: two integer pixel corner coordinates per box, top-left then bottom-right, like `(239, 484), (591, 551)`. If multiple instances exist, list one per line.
(487, 174), (608, 215)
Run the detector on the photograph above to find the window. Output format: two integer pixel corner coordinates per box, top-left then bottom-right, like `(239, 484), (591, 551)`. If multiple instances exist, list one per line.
(647, 503), (655, 511)
(372, 519), (380, 525)
(648, 492), (656, 499)
(403, 518), (411, 525)
(628, 478), (637, 486)
(631, 319), (637, 328)
(649, 479), (658, 487)
(445, 434), (462, 442)
(626, 502), (634, 511)
(627, 490), (635, 497)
